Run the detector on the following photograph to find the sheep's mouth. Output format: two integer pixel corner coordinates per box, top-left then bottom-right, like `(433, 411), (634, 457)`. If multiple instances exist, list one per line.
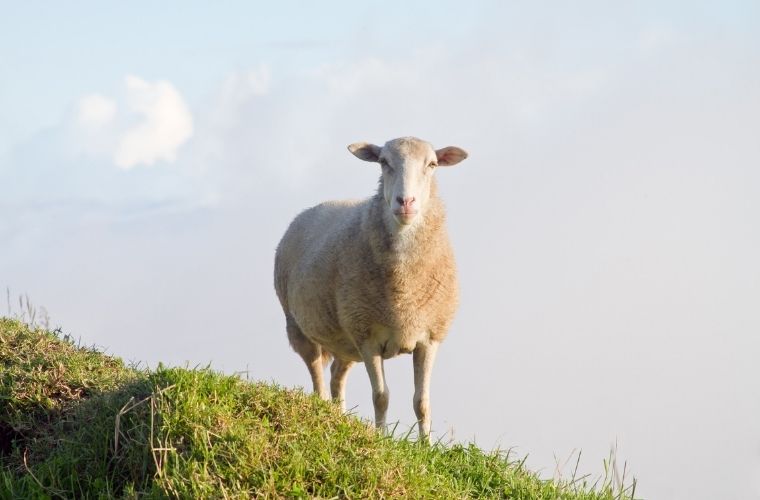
(393, 211), (418, 225)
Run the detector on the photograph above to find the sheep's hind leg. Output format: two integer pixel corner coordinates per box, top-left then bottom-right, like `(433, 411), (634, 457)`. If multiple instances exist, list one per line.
(413, 340), (439, 443)
(359, 344), (390, 431)
(286, 315), (329, 400)
(330, 358), (355, 411)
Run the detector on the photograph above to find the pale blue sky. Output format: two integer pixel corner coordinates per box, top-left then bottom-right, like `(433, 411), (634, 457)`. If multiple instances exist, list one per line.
(2, 3), (759, 499)
(3, 1), (757, 151)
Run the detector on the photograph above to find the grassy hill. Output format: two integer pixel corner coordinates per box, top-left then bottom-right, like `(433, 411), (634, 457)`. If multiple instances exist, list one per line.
(0, 318), (636, 499)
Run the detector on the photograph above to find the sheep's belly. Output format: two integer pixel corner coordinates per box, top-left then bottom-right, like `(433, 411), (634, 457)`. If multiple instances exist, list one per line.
(312, 334), (363, 362)
(370, 324), (428, 360)
(300, 324), (427, 362)
(291, 314), (362, 361)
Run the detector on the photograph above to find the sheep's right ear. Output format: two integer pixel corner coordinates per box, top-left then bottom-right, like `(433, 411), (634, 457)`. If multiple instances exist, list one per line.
(348, 142), (381, 162)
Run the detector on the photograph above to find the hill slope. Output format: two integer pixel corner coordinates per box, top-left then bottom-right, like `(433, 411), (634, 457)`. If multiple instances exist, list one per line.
(0, 318), (635, 498)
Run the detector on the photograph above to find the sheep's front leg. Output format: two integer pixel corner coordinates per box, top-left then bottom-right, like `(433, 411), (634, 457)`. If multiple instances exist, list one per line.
(360, 345), (389, 430)
(413, 340), (439, 443)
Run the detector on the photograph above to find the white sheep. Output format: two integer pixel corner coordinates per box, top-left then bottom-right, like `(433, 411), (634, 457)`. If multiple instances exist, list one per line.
(274, 136), (468, 441)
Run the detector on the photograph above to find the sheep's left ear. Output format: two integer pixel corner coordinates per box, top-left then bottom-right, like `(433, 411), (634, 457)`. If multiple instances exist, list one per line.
(348, 142), (381, 162)
(435, 146), (468, 166)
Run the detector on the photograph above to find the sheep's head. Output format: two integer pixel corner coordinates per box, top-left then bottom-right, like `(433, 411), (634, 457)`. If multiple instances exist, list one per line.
(348, 137), (467, 227)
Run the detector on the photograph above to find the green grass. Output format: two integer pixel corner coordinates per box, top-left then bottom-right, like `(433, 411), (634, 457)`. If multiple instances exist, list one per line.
(0, 318), (636, 499)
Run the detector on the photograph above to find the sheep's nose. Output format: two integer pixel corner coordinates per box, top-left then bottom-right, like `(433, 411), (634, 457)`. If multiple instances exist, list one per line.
(396, 196), (416, 208)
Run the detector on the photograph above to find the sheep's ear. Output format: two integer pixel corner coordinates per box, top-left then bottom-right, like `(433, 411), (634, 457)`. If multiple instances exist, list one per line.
(348, 142), (381, 162)
(435, 146), (468, 166)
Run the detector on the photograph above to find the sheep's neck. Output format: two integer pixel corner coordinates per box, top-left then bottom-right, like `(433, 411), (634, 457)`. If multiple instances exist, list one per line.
(363, 180), (453, 324)
(367, 179), (447, 270)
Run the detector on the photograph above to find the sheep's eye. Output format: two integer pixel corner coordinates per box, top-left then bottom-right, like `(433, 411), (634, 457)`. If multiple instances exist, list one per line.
(380, 159), (393, 171)
(427, 161), (437, 169)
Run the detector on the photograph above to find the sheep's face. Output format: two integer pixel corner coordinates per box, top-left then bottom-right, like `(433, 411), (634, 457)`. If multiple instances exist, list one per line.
(348, 137), (467, 227)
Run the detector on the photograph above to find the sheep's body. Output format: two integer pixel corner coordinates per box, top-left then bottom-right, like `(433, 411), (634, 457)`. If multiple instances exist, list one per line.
(274, 137), (467, 441)
(275, 183), (457, 362)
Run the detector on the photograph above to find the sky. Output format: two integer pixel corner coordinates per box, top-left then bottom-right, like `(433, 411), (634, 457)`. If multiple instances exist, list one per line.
(2, 2), (759, 498)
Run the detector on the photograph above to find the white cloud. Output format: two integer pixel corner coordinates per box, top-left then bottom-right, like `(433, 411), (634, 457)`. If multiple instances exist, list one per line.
(208, 65), (271, 131)
(66, 76), (194, 169)
(69, 94), (118, 157)
(76, 94), (117, 126)
(114, 76), (194, 169)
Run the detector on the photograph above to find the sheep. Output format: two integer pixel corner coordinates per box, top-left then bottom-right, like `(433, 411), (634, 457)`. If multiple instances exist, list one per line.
(274, 136), (468, 441)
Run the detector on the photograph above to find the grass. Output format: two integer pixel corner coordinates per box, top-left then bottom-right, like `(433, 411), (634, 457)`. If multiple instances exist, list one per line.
(0, 317), (637, 499)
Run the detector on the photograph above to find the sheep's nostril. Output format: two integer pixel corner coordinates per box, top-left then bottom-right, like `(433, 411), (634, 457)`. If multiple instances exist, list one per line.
(396, 196), (416, 208)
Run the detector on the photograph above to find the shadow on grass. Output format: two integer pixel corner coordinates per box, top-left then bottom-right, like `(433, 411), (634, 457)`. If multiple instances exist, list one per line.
(1, 376), (161, 498)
